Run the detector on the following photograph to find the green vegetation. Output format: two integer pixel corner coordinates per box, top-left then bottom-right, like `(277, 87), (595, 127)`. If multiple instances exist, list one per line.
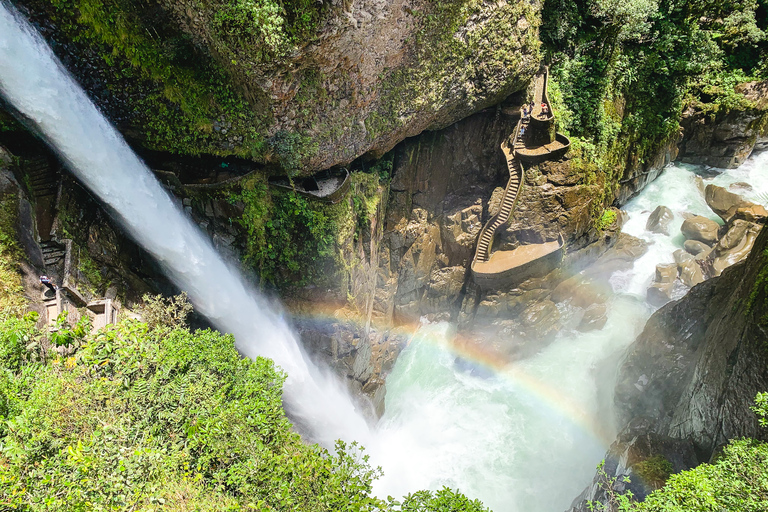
(595, 209), (617, 231)
(589, 394), (768, 511)
(542, 0), (768, 209)
(40, 0), (270, 159)
(227, 170), (382, 289)
(209, 0), (326, 67)
(633, 455), (673, 490)
(0, 190), (24, 315)
(0, 294), (489, 511)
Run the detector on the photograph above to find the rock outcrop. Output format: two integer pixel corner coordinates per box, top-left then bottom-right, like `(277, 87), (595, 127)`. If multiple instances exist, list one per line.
(680, 215), (719, 244)
(617, 226), (768, 456)
(18, 0), (542, 172)
(571, 225), (768, 512)
(645, 205), (673, 235)
(678, 81), (768, 169)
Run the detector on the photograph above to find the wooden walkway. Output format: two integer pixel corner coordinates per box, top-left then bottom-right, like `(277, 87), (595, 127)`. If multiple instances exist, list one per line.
(471, 66), (570, 288)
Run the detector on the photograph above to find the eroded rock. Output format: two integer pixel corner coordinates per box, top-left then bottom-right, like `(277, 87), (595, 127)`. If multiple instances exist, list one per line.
(705, 184), (767, 223)
(578, 303), (608, 332)
(680, 215), (720, 244)
(710, 219), (762, 276)
(646, 205), (674, 234)
(684, 239), (710, 255)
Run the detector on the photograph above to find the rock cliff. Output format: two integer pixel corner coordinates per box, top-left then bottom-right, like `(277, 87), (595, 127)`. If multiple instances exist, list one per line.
(569, 224), (768, 512)
(678, 81), (768, 169)
(12, 0), (541, 173)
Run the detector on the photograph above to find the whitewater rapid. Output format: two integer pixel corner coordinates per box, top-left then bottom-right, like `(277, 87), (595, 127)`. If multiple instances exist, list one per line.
(374, 151), (768, 511)
(0, 1), (370, 449)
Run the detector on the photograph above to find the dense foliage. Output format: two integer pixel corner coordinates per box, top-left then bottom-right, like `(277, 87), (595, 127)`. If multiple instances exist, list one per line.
(542, 0), (768, 205)
(0, 301), (489, 511)
(590, 436), (768, 511)
(0, 187), (24, 314)
(227, 170), (384, 289)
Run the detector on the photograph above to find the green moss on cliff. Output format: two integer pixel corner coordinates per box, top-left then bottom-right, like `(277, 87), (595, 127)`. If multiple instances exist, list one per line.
(227, 169), (384, 292)
(0, 190), (24, 313)
(40, 0), (269, 159)
(542, 0), (767, 214)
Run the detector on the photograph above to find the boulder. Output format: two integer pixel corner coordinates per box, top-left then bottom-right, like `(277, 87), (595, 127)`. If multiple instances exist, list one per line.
(673, 250), (705, 287)
(646, 264), (678, 306)
(646, 205), (674, 235)
(711, 220), (762, 276)
(655, 263), (678, 284)
(684, 239), (711, 255)
(680, 215), (720, 244)
(520, 299), (561, 340)
(578, 303), (608, 332)
(673, 249), (694, 265)
(729, 181), (753, 193)
(679, 260), (705, 287)
(551, 275), (608, 308)
(647, 282), (675, 306)
(705, 184), (766, 223)
(734, 204), (768, 223)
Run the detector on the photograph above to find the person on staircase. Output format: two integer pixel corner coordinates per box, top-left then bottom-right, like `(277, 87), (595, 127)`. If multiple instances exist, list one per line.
(40, 275), (57, 293)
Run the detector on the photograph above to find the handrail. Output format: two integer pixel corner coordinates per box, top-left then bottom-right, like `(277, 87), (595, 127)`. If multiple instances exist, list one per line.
(470, 66), (570, 285)
(473, 122), (524, 262)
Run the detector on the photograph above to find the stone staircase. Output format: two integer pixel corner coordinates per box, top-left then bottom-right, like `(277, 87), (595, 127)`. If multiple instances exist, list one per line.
(475, 148), (523, 262)
(23, 156), (59, 199)
(40, 239), (66, 267)
(471, 65), (570, 284)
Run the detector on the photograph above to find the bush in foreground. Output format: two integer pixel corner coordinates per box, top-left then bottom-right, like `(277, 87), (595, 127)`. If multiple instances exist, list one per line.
(0, 310), (488, 511)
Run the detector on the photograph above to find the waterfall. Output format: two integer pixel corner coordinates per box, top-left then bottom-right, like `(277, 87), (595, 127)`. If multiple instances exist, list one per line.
(0, 1), (370, 449)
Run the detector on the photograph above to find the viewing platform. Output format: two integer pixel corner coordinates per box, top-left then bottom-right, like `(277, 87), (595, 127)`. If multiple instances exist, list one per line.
(471, 66), (570, 289)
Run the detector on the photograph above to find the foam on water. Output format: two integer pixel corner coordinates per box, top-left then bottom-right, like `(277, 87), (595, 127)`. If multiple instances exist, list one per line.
(376, 153), (768, 511)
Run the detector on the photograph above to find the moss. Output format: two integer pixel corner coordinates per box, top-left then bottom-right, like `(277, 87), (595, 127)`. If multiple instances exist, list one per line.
(40, 0), (271, 159)
(634, 455), (674, 490)
(595, 208), (617, 231)
(226, 168), (385, 292)
(75, 248), (111, 296)
(0, 110), (23, 133)
(0, 191), (25, 314)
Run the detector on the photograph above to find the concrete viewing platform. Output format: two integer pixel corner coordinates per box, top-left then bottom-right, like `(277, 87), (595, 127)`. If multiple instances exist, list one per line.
(473, 239), (562, 274)
(470, 65), (570, 289)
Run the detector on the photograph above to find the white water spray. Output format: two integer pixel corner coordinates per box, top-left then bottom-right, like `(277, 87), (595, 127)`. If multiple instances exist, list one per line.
(0, 1), (370, 448)
(374, 154), (768, 511)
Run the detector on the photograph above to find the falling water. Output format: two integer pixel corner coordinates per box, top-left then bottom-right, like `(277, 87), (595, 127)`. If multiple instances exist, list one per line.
(0, 1), (370, 449)
(4, 2), (768, 510)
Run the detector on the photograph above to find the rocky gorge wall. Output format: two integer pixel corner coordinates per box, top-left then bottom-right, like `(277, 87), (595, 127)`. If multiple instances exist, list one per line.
(568, 223), (768, 511)
(9, 0), (542, 173)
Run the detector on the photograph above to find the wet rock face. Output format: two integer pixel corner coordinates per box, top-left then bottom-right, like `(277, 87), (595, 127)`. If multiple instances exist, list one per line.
(294, 318), (408, 418)
(645, 205), (674, 235)
(498, 159), (602, 251)
(705, 184), (768, 224)
(377, 108), (515, 324)
(156, 0), (542, 171)
(678, 83), (768, 169)
(615, 226), (768, 459)
(680, 215), (720, 244)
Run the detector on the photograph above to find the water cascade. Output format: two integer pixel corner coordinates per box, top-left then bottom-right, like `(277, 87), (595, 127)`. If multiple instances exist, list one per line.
(3, 2), (768, 510)
(0, 1), (370, 448)
(373, 151), (768, 511)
